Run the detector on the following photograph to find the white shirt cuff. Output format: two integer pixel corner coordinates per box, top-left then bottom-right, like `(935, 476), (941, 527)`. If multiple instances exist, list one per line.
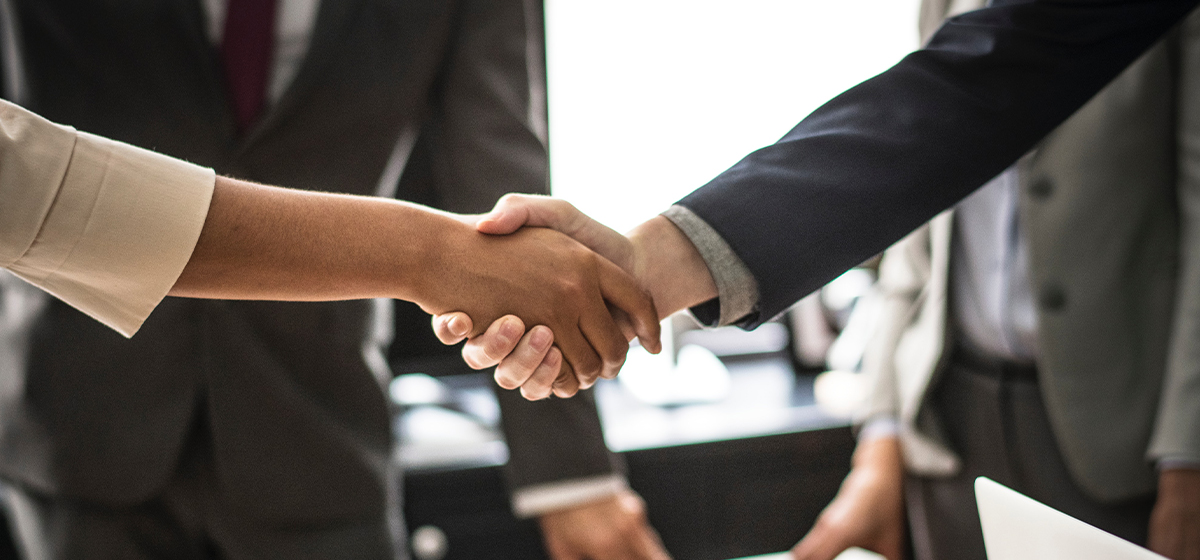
(8, 130), (215, 337)
(510, 473), (629, 519)
(1158, 458), (1200, 471)
(858, 417), (900, 442)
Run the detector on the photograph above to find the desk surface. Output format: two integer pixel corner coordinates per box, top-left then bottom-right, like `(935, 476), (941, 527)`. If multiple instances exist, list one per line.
(394, 353), (849, 471)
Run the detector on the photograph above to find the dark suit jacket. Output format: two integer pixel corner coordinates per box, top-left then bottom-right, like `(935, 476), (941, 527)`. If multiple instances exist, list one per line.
(679, 0), (1200, 329)
(0, 0), (619, 525)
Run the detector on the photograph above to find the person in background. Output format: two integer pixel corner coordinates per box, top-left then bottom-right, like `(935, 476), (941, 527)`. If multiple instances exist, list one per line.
(0, 1), (668, 559)
(437, 0), (1200, 400)
(787, 2), (1200, 559)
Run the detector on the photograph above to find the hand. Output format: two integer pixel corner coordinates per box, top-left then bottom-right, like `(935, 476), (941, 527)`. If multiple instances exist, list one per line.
(791, 437), (906, 560)
(1148, 468), (1200, 560)
(432, 194), (717, 398)
(538, 490), (672, 560)
(419, 220), (660, 388)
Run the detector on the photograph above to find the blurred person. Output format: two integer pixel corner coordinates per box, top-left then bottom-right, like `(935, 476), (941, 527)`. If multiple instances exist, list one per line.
(789, 2), (1200, 559)
(0, 1), (668, 559)
(427, 1), (1200, 558)
(439, 0), (1200, 397)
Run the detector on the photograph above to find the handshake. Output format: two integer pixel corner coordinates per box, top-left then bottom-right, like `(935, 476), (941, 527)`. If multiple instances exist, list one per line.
(420, 194), (718, 401)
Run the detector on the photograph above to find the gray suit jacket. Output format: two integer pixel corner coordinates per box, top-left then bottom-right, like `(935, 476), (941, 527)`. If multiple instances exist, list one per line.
(0, 0), (619, 524)
(863, 2), (1200, 502)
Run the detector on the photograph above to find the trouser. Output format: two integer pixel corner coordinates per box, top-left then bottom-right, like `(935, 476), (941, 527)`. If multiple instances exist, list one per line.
(904, 349), (1155, 560)
(0, 413), (404, 560)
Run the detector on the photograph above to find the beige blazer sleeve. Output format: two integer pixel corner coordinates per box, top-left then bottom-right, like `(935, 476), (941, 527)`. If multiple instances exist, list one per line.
(0, 100), (214, 337)
(1150, 12), (1200, 464)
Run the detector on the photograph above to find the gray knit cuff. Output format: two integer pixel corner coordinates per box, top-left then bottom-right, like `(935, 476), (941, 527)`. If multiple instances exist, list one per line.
(661, 205), (760, 326)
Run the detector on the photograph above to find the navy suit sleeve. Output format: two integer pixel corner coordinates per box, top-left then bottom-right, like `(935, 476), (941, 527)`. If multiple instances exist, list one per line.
(677, 0), (1200, 328)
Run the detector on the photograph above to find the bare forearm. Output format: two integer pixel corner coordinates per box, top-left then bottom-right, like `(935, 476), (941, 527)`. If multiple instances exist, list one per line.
(171, 176), (452, 303)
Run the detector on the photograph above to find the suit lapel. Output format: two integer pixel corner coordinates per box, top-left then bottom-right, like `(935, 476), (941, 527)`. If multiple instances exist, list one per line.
(238, 0), (366, 148)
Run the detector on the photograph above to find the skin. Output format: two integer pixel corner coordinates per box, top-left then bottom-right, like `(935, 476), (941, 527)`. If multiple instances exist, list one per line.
(431, 193), (715, 397)
(790, 437), (906, 560)
(1149, 468), (1200, 560)
(171, 177), (661, 383)
(539, 490), (672, 560)
(436, 194), (1200, 560)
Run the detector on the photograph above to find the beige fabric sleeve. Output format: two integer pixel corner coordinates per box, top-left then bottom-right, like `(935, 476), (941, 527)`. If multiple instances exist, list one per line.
(0, 100), (215, 337)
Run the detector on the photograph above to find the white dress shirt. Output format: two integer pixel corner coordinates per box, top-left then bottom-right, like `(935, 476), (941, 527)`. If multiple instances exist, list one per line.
(950, 165), (1041, 363)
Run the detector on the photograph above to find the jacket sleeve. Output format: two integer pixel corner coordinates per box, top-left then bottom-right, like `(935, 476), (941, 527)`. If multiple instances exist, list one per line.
(418, 0), (624, 502)
(675, 0), (1200, 329)
(1150, 9), (1200, 465)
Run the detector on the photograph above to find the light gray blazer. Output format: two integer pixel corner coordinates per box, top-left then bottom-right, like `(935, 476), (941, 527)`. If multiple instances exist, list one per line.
(863, 1), (1200, 502)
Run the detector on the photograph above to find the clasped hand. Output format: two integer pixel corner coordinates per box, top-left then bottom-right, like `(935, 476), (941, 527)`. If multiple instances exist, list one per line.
(430, 194), (718, 400)
(418, 209), (663, 400)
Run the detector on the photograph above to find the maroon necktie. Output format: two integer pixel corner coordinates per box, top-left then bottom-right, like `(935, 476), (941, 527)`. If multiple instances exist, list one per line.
(221, 0), (278, 133)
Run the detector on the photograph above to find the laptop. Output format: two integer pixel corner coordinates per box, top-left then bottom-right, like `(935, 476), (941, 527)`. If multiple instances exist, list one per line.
(731, 547), (883, 560)
(975, 477), (1165, 560)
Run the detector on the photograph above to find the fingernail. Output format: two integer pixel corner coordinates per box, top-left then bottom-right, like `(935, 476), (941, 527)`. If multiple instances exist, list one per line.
(499, 319), (520, 344)
(530, 327), (552, 351)
(447, 315), (468, 337)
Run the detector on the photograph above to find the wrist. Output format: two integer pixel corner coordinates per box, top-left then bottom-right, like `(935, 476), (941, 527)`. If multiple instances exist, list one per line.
(853, 435), (903, 473)
(627, 216), (717, 319)
(401, 207), (478, 309)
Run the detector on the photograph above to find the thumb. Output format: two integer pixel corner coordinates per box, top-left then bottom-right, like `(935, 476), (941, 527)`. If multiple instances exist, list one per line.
(477, 194), (586, 236)
(477, 194), (538, 235)
(431, 312), (473, 345)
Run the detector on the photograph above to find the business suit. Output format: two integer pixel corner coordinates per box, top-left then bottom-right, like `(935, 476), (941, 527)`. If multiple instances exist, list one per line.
(855, 5), (1200, 556)
(676, 0), (1200, 331)
(0, 0), (619, 557)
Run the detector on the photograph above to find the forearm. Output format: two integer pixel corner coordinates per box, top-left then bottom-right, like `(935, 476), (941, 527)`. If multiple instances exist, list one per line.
(172, 176), (458, 304)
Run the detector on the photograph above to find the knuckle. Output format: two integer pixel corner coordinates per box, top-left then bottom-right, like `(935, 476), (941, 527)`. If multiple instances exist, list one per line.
(483, 339), (507, 361)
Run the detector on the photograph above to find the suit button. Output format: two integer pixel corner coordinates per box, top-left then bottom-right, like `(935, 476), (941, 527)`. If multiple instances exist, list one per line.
(1029, 178), (1054, 199)
(1038, 285), (1067, 311)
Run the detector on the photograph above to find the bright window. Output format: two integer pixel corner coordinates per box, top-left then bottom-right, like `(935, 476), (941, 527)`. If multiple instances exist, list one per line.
(546, 0), (922, 232)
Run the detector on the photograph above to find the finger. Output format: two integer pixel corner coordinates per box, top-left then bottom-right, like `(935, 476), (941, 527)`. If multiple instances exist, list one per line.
(580, 290), (632, 381)
(551, 361), (581, 398)
(552, 324), (605, 392)
(521, 347), (564, 400)
(1185, 516), (1200, 560)
(543, 532), (583, 560)
(494, 325), (555, 390)
(791, 524), (847, 560)
(626, 523), (670, 560)
(596, 257), (662, 354)
(461, 315), (525, 371)
(610, 305), (638, 343)
(431, 312), (473, 345)
(1149, 509), (1181, 559)
(477, 194), (583, 236)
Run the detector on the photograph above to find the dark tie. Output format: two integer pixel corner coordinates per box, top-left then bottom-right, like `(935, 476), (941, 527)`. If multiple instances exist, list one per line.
(221, 0), (278, 133)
